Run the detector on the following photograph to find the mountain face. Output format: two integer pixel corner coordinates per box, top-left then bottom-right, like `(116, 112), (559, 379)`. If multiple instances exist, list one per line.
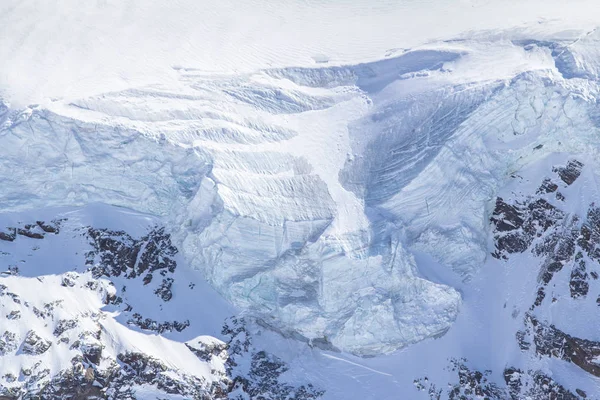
(0, 206), (324, 399)
(3, 16), (600, 400)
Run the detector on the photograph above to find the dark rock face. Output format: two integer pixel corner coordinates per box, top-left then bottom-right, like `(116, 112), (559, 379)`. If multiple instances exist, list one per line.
(0, 216), (324, 400)
(154, 277), (174, 302)
(85, 225), (191, 334)
(491, 197), (564, 260)
(17, 227), (44, 239)
(6, 310), (20, 320)
(3, 318), (324, 400)
(21, 331), (52, 355)
(126, 313), (190, 334)
(554, 159), (584, 185)
(415, 360), (504, 399)
(0, 228), (16, 242)
(504, 368), (579, 400)
(445, 360), (504, 400)
(33, 300), (63, 319)
(415, 360), (582, 400)
(0, 220), (62, 242)
(490, 163), (600, 311)
(36, 220), (61, 234)
(186, 338), (228, 363)
(53, 319), (78, 337)
(0, 331), (18, 355)
(86, 227), (177, 282)
(114, 351), (217, 399)
(490, 198), (529, 257)
(86, 227), (178, 303)
(519, 314), (600, 378)
(570, 258), (590, 298)
(416, 160), (597, 399)
(32, 352), (226, 400)
(537, 178), (558, 194)
(222, 317), (324, 400)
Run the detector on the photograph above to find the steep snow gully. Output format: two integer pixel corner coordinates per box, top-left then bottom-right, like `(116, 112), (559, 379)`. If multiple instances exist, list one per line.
(5, 24), (600, 398)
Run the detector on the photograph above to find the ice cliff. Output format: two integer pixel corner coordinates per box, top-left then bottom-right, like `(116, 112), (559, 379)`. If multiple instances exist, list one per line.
(3, 28), (600, 358)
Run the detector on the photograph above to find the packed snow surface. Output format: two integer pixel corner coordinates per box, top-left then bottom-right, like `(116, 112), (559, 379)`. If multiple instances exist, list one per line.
(1, 0), (600, 105)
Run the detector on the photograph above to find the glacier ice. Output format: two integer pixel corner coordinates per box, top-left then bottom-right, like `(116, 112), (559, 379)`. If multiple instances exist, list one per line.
(4, 29), (600, 357)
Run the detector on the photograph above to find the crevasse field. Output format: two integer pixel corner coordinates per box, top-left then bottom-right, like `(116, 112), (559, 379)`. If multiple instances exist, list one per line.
(2, 1), (600, 399)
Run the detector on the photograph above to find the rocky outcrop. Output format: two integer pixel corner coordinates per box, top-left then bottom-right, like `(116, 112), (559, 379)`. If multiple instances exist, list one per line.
(491, 197), (564, 260)
(0, 215), (324, 400)
(489, 161), (600, 310)
(519, 314), (600, 378)
(0, 228), (16, 242)
(222, 317), (324, 400)
(21, 331), (52, 355)
(504, 368), (580, 400)
(0, 331), (18, 356)
(86, 227), (177, 283)
(185, 337), (228, 363)
(554, 159), (584, 185)
(415, 160), (598, 399)
(1, 317), (324, 400)
(126, 313), (189, 334)
(416, 359), (505, 399)
(415, 360), (583, 400)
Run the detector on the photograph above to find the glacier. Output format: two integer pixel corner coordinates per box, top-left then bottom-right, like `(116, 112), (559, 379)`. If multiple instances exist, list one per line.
(4, 4), (600, 397)
(1, 49), (468, 356)
(4, 28), (600, 357)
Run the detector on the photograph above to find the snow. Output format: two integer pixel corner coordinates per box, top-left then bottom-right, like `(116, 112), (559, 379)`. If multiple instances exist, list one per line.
(3, 18), (600, 356)
(0, 205), (236, 397)
(2, 0), (600, 106)
(4, 2), (600, 398)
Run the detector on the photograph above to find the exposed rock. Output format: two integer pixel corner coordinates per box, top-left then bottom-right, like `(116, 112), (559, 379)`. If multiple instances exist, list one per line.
(504, 367), (579, 400)
(6, 310), (20, 320)
(114, 351), (219, 399)
(415, 359), (505, 399)
(554, 159), (584, 185)
(231, 351), (324, 400)
(86, 228), (141, 278)
(570, 258), (589, 298)
(32, 300), (63, 319)
(521, 313), (600, 377)
(60, 272), (79, 287)
(0, 331), (18, 355)
(81, 343), (103, 365)
(0, 220), (62, 243)
(0, 228), (16, 242)
(491, 197), (563, 260)
(186, 337), (228, 362)
(35, 220), (62, 234)
(0, 220), (323, 400)
(415, 362), (583, 399)
(127, 313), (190, 334)
(222, 317), (324, 400)
(537, 178), (558, 194)
(86, 226), (177, 280)
(53, 319), (78, 337)
(17, 224), (45, 239)
(154, 277), (173, 301)
(21, 331), (52, 355)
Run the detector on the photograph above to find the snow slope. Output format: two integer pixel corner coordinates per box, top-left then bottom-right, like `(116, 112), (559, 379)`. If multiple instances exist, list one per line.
(2, 0), (600, 105)
(4, 3), (600, 399)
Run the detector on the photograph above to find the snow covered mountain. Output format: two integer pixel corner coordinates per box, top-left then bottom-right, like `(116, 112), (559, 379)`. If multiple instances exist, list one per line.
(4, 2), (600, 399)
